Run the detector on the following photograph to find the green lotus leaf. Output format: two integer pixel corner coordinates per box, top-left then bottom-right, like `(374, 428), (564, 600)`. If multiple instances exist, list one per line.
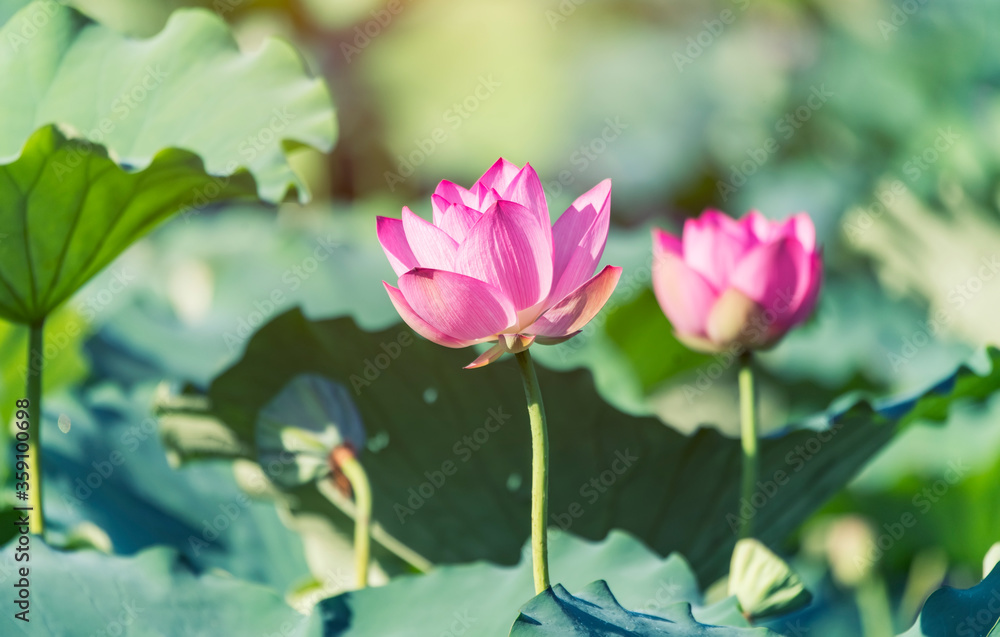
(196, 310), (1000, 582)
(0, 3), (334, 202)
(899, 561), (1000, 636)
(0, 126), (256, 324)
(316, 531), (755, 637)
(510, 581), (779, 637)
(0, 3), (335, 323)
(0, 540), (320, 636)
(257, 374), (368, 488)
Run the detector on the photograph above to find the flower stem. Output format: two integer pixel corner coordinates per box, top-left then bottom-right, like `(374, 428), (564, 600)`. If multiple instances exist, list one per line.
(514, 349), (550, 594)
(738, 352), (757, 540)
(26, 322), (45, 536)
(26, 321), (45, 536)
(856, 575), (895, 637)
(336, 450), (372, 588)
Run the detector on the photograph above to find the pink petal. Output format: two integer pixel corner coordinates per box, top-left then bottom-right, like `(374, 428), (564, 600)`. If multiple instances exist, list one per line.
(402, 206), (458, 270)
(464, 342), (508, 369)
(376, 216), (418, 277)
(787, 252), (822, 325)
(384, 281), (476, 348)
(431, 193), (450, 224)
(397, 269), (516, 343)
(742, 210), (776, 243)
(474, 157), (521, 194)
(534, 332), (579, 345)
(784, 213), (816, 253)
(503, 162), (550, 227)
(748, 211), (816, 254)
(550, 179), (611, 301)
(652, 241), (719, 336)
(682, 210), (757, 289)
(464, 334), (536, 369)
(728, 236), (806, 314)
(454, 200), (554, 312)
(431, 195), (481, 243)
(744, 212), (819, 319)
(433, 180), (480, 211)
(700, 209), (746, 235)
(525, 265), (621, 338)
(477, 185), (502, 211)
(652, 227), (682, 256)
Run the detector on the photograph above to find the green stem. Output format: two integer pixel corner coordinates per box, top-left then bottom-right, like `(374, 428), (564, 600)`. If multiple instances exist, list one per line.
(367, 523), (432, 574)
(856, 575), (895, 637)
(26, 321), (45, 536)
(514, 349), (550, 594)
(316, 477), (433, 574)
(338, 453), (372, 588)
(738, 353), (757, 540)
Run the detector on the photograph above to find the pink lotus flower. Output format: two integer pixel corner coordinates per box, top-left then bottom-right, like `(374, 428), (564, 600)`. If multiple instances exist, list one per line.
(652, 210), (822, 353)
(378, 158), (622, 368)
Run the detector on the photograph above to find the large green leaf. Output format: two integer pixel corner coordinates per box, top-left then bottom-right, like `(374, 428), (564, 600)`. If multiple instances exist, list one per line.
(899, 561), (1000, 637)
(822, 401), (1000, 575)
(0, 3), (333, 200)
(0, 3), (335, 323)
(511, 581), (777, 637)
(316, 531), (755, 637)
(0, 126), (255, 324)
(0, 0), (29, 25)
(42, 381), (317, 593)
(0, 540), (320, 636)
(201, 310), (1000, 583)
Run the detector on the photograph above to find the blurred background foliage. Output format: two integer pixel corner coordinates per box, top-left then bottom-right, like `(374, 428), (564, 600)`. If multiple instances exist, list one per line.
(2, 0), (1000, 634)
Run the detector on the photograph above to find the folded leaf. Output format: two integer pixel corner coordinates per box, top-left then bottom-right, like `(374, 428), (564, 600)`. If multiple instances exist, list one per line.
(728, 538), (811, 621)
(511, 580), (778, 636)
